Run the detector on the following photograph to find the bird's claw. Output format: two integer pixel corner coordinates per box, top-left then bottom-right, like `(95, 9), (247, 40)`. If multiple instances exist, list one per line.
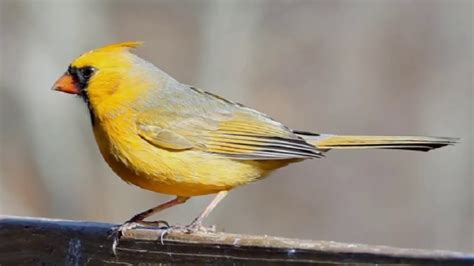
(111, 220), (170, 255)
(111, 221), (139, 256)
(158, 224), (187, 244)
(157, 222), (216, 244)
(185, 219), (216, 233)
(111, 219), (216, 253)
(188, 223), (216, 234)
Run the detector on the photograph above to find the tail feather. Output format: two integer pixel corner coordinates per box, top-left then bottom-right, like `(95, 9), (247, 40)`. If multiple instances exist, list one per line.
(294, 131), (458, 152)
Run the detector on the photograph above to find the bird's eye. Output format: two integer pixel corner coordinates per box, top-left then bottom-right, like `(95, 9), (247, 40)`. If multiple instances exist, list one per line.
(79, 66), (95, 79)
(67, 65), (74, 75)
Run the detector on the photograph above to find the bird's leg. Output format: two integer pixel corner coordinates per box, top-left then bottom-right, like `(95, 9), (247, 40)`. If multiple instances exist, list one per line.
(112, 196), (189, 255)
(157, 191), (229, 244)
(187, 190), (228, 232)
(126, 196), (189, 226)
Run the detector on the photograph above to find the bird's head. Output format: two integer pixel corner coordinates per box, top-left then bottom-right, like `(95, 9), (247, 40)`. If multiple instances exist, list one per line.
(52, 41), (155, 121)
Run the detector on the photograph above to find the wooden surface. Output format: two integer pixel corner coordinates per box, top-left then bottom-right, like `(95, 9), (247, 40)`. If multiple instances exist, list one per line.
(0, 215), (472, 265)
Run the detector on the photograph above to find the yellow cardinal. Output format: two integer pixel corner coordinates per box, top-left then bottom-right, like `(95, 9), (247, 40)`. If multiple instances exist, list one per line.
(53, 41), (456, 236)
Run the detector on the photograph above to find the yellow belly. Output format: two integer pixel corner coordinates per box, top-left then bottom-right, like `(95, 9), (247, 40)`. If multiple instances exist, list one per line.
(93, 118), (294, 197)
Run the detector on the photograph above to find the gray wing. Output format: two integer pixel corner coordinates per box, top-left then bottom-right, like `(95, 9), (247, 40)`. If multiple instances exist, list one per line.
(136, 82), (322, 160)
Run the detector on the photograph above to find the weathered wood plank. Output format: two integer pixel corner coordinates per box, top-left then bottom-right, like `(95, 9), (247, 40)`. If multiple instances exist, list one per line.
(0, 215), (472, 265)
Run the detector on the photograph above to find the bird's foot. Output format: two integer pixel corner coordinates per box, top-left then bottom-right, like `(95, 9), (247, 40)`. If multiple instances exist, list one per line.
(185, 222), (216, 233)
(111, 220), (169, 255)
(157, 223), (215, 244)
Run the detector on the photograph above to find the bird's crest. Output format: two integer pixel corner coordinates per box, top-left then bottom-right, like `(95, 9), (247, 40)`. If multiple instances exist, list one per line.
(93, 41), (143, 52)
(71, 41), (143, 69)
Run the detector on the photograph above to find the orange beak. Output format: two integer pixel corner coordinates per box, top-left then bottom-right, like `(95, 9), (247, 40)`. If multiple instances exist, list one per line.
(52, 74), (80, 94)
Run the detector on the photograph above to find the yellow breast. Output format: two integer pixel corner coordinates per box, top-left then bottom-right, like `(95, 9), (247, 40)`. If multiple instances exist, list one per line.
(92, 113), (291, 197)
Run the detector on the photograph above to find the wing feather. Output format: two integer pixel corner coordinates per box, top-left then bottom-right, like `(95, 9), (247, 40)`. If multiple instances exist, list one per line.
(136, 85), (322, 160)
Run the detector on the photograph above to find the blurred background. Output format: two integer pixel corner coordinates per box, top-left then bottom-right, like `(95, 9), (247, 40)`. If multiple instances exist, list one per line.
(0, 0), (472, 252)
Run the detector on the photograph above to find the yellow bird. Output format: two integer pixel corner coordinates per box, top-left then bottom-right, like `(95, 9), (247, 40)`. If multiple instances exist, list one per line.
(52, 42), (456, 239)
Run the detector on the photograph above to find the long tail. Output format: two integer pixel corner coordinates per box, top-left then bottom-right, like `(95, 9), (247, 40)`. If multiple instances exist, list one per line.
(294, 131), (458, 152)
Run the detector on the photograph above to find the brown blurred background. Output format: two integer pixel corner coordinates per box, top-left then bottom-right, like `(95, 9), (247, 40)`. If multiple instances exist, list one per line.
(0, 0), (472, 252)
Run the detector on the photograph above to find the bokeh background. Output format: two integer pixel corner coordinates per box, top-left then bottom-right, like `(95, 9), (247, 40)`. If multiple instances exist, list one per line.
(0, 0), (472, 252)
